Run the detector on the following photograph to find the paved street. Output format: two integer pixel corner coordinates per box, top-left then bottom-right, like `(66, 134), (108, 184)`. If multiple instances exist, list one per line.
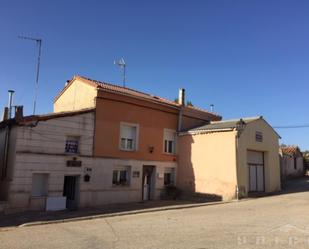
(1, 178), (309, 249)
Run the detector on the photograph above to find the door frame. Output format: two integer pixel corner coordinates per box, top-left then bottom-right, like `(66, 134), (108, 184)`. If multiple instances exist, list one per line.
(142, 165), (155, 201)
(63, 175), (80, 210)
(248, 151), (265, 193)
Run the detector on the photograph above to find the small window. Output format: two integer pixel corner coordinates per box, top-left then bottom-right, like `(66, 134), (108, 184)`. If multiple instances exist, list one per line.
(164, 129), (176, 154)
(255, 131), (263, 142)
(164, 168), (175, 186)
(112, 167), (131, 186)
(120, 123), (138, 151)
(32, 173), (49, 197)
(65, 136), (80, 154)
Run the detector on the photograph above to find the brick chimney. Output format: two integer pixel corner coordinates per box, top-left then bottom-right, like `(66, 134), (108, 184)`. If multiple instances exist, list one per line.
(14, 106), (23, 121)
(2, 107), (9, 121)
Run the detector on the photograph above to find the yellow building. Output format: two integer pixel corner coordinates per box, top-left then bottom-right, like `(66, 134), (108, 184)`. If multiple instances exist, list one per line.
(177, 117), (281, 200)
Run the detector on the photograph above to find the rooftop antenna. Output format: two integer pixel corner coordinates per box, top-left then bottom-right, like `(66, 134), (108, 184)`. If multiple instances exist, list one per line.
(114, 58), (126, 87)
(18, 35), (42, 115)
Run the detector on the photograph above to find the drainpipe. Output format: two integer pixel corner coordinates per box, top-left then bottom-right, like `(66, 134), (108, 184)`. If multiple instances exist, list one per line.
(2, 91), (14, 180)
(235, 131), (240, 200)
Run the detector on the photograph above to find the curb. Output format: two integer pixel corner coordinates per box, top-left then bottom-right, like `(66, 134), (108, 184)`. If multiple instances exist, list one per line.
(19, 200), (238, 228)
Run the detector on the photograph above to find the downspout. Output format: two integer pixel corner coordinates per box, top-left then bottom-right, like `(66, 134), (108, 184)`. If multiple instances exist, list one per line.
(177, 106), (183, 132)
(235, 120), (245, 200)
(2, 125), (11, 180)
(235, 130), (240, 200)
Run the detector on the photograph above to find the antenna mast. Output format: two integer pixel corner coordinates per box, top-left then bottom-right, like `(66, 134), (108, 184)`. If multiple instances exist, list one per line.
(19, 35), (42, 115)
(114, 58), (126, 87)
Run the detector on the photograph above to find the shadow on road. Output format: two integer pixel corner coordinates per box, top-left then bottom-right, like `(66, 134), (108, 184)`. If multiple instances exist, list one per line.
(0, 199), (212, 228)
(281, 176), (309, 194)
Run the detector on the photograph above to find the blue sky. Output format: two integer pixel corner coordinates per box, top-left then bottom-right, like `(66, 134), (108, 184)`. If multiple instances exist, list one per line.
(0, 0), (308, 149)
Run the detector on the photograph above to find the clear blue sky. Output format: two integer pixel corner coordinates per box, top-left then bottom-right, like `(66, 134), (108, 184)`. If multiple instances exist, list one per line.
(0, 0), (308, 149)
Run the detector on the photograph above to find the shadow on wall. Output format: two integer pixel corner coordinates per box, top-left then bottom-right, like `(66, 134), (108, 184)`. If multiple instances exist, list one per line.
(177, 135), (223, 202)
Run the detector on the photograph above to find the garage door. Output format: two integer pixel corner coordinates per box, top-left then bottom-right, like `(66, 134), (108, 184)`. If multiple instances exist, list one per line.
(247, 150), (264, 192)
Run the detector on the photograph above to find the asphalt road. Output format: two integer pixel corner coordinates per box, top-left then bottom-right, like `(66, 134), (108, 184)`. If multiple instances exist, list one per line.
(1, 179), (309, 249)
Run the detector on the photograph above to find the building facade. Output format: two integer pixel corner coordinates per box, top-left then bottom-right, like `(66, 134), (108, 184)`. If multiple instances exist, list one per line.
(177, 117), (281, 200)
(280, 146), (304, 180)
(0, 75), (221, 212)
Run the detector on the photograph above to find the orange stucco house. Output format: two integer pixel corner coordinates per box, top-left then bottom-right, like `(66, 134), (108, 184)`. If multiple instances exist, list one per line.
(53, 75), (221, 204)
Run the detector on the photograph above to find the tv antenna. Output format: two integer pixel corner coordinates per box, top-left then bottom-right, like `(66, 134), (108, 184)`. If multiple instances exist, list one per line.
(114, 58), (126, 87)
(18, 35), (42, 115)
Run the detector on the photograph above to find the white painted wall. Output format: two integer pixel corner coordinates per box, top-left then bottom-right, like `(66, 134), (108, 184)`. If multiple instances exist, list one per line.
(6, 111), (177, 211)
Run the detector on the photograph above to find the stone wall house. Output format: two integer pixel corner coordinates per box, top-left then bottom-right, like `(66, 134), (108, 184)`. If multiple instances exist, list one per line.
(280, 146), (304, 180)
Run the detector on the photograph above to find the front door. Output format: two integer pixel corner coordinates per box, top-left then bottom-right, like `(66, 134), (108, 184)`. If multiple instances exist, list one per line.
(63, 176), (80, 210)
(248, 151), (265, 192)
(142, 166), (154, 201)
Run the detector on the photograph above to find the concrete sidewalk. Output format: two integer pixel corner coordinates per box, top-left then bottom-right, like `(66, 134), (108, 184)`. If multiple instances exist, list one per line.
(0, 199), (231, 229)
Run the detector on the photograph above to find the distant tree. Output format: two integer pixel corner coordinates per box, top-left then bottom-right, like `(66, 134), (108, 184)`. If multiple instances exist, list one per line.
(186, 101), (194, 107)
(173, 97), (193, 106)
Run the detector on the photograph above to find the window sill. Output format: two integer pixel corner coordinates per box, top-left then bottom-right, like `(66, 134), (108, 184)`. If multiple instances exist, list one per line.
(65, 152), (80, 156)
(119, 148), (137, 152)
(163, 152), (177, 156)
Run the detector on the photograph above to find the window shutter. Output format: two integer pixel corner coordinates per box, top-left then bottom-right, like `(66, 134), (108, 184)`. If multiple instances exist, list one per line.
(164, 130), (175, 141)
(121, 125), (136, 139)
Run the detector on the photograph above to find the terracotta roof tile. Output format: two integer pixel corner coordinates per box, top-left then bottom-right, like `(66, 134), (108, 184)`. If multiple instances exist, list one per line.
(55, 75), (221, 119)
(281, 146), (300, 155)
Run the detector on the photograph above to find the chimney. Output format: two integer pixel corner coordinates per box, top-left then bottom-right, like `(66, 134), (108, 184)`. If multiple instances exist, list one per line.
(14, 106), (23, 121)
(8, 90), (14, 119)
(178, 88), (185, 106)
(2, 107), (9, 121)
(65, 80), (70, 87)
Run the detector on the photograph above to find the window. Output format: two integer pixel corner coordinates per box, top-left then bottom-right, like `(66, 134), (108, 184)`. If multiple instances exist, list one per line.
(112, 167), (131, 186)
(255, 132), (263, 142)
(164, 168), (175, 186)
(164, 129), (176, 154)
(120, 123), (138, 151)
(31, 173), (49, 197)
(65, 136), (80, 154)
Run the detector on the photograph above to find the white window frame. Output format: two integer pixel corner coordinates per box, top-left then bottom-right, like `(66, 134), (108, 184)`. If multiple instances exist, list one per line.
(119, 122), (139, 151)
(112, 166), (131, 186)
(65, 135), (80, 154)
(163, 129), (177, 154)
(31, 173), (49, 197)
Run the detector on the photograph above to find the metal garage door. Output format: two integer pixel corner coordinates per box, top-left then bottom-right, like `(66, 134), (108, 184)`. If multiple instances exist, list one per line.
(247, 150), (265, 192)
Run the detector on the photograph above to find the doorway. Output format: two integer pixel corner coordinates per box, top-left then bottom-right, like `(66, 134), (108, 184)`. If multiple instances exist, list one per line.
(142, 166), (155, 201)
(247, 151), (265, 192)
(63, 175), (80, 210)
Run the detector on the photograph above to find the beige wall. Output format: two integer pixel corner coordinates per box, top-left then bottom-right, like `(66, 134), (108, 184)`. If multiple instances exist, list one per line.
(54, 79), (97, 112)
(237, 119), (281, 195)
(178, 131), (238, 200)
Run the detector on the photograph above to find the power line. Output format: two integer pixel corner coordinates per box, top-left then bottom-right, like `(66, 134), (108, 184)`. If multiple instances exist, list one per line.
(273, 124), (309, 129)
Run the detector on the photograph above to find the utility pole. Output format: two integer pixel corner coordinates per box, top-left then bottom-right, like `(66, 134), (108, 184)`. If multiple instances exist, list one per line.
(19, 36), (42, 115)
